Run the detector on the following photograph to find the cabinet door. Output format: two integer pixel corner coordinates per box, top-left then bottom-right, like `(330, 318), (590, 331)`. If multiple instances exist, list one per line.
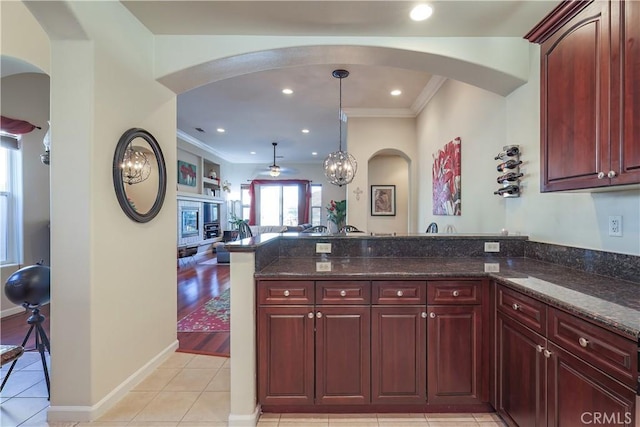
(540, 1), (611, 191)
(258, 306), (315, 405)
(614, 0), (640, 184)
(427, 305), (482, 404)
(315, 305), (370, 405)
(496, 312), (547, 427)
(546, 342), (636, 427)
(371, 306), (426, 404)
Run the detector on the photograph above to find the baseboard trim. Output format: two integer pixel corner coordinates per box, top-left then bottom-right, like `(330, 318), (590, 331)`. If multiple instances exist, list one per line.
(47, 339), (179, 422)
(1, 305), (26, 318)
(228, 404), (261, 427)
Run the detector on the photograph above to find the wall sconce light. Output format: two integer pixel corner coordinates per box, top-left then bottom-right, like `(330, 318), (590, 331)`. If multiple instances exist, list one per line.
(40, 121), (50, 165)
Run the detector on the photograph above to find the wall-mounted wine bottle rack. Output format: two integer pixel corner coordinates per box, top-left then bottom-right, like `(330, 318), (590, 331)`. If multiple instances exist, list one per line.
(494, 145), (522, 198)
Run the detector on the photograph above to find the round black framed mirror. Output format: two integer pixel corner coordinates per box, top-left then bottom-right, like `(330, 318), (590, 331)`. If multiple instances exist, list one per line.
(113, 128), (167, 223)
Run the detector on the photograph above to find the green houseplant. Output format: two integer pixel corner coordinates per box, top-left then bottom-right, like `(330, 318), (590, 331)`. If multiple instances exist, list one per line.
(326, 199), (346, 231)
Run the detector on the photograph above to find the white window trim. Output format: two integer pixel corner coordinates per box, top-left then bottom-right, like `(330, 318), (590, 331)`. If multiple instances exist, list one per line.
(0, 147), (23, 266)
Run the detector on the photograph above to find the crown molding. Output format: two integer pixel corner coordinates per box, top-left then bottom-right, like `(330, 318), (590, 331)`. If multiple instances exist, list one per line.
(176, 129), (231, 161)
(411, 75), (447, 115)
(343, 108), (415, 118)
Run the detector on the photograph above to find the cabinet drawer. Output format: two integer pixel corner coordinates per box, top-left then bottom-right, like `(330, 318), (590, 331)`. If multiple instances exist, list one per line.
(316, 281), (370, 304)
(548, 307), (638, 389)
(373, 281), (426, 305)
(496, 285), (546, 335)
(427, 280), (482, 305)
(258, 280), (314, 305)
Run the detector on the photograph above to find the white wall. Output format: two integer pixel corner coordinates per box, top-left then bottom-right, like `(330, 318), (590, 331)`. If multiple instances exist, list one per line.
(505, 46), (640, 255)
(348, 117), (417, 232)
(0, 1), (50, 75)
(0, 73), (51, 317)
(416, 79), (507, 234)
(8, 1), (181, 419)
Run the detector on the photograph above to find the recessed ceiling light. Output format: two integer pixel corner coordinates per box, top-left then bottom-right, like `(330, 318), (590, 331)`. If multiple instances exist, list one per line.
(390, 90), (402, 96)
(282, 88), (293, 95)
(216, 128), (225, 133)
(250, 151), (256, 155)
(410, 4), (433, 21)
(302, 129), (310, 134)
(312, 152), (318, 156)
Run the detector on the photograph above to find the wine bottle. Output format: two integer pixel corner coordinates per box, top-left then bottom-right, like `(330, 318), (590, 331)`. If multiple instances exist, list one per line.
(496, 159), (523, 172)
(496, 172), (523, 183)
(494, 146), (520, 160)
(494, 185), (520, 195)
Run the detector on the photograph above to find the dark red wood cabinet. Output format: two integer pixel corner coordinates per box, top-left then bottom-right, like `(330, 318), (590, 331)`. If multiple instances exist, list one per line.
(526, 0), (640, 191)
(495, 284), (637, 427)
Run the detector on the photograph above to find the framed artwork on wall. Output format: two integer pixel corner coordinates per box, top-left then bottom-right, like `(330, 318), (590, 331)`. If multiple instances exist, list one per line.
(432, 137), (461, 216)
(177, 160), (197, 187)
(371, 185), (396, 216)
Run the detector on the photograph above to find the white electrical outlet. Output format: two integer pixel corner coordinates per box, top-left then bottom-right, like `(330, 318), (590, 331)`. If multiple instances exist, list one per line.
(484, 263), (500, 273)
(608, 216), (622, 237)
(316, 243), (332, 253)
(484, 242), (500, 252)
(316, 261), (332, 272)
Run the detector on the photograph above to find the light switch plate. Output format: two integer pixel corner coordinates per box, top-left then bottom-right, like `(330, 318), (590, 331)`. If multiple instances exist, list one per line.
(316, 243), (332, 253)
(484, 242), (500, 252)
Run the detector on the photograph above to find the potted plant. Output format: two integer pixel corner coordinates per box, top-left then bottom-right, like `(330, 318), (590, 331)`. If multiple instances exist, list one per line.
(326, 199), (346, 232)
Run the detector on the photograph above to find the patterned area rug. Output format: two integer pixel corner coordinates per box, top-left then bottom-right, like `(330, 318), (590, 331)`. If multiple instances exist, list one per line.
(177, 288), (230, 332)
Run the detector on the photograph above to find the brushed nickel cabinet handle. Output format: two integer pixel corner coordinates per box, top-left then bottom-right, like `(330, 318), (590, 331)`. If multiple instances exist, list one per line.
(283, 290), (290, 297)
(536, 345), (544, 353)
(543, 349), (552, 358)
(421, 312), (427, 318)
(340, 290), (346, 297)
(316, 311), (322, 318)
(578, 337), (589, 348)
(597, 171), (606, 179)
(397, 290), (403, 297)
(512, 303), (520, 311)
(429, 312), (436, 318)
(452, 290), (460, 297)
(607, 170), (617, 178)
(308, 312), (314, 318)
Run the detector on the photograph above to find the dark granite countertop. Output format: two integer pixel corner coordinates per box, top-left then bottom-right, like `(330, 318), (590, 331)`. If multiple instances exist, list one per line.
(255, 257), (640, 341)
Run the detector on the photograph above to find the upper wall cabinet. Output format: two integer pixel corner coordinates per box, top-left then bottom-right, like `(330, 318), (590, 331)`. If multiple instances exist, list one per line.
(526, 0), (640, 192)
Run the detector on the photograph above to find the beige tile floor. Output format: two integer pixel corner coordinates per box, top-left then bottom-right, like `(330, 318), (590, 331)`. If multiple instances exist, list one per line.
(1, 351), (506, 427)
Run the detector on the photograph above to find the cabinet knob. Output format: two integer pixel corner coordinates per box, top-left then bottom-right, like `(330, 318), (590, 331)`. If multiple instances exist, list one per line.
(607, 170), (617, 178)
(452, 290), (460, 297)
(421, 312), (427, 318)
(512, 303), (520, 311)
(308, 312), (314, 319)
(578, 337), (589, 348)
(597, 172), (606, 179)
(283, 290), (290, 297)
(429, 312), (436, 318)
(536, 345), (544, 353)
(316, 311), (322, 318)
(340, 290), (346, 297)
(543, 349), (552, 358)
(397, 290), (404, 297)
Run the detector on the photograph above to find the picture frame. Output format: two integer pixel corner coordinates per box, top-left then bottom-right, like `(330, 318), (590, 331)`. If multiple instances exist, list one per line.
(177, 160), (197, 187)
(371, 185), (396, 216)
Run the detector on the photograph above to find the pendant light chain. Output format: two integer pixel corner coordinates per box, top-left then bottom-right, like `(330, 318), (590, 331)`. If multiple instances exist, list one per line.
(324, 69), (358, 187)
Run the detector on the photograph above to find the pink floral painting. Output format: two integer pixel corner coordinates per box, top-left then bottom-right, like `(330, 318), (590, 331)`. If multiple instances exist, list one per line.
(432, 137), (461, 216)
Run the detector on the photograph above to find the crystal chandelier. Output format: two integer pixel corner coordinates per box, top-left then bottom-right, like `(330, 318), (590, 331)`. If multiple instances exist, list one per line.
(324, 69), (357, 187)
(120, 144), (151, 185)
(269, 142), (281, 177)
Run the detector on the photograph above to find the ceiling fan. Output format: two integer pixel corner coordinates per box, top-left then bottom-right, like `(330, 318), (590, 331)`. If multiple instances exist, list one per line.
(255, 142), (298, 177)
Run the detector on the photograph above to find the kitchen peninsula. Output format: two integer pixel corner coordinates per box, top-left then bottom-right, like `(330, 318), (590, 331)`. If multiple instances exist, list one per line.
(225, 234), (640, 427)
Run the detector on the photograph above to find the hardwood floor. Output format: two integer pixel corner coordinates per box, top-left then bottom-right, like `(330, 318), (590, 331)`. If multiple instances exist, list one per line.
(177, 253), (231, 356)
(1, 254), (231, 357)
